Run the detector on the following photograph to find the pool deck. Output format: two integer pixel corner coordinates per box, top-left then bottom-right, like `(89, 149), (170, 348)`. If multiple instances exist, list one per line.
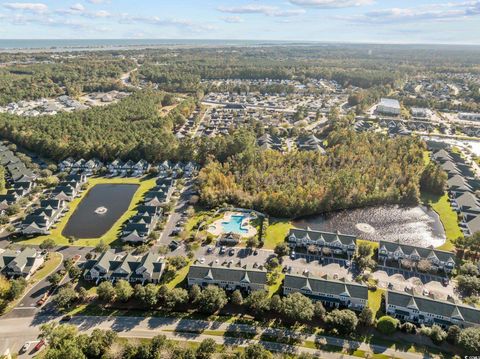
(208, 211), (257, 238)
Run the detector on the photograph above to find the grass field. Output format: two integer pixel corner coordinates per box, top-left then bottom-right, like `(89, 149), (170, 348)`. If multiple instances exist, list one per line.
(368, 288), (384, 318)
(263, 219), (293, 249)
(30, 252), (63, 284)
(421, 192), (462, 251)
(17, 176), (157, 247)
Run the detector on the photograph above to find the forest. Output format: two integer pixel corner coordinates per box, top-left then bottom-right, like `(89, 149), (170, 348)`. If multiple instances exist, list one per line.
(0, 90), (196, 162)
(0, 55), (134, 105)
(198, 120), (428, 217)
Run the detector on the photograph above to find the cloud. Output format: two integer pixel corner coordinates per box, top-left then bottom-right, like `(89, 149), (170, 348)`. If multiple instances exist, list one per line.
(221, 16), (244, 23)
(3, 2), (48, 13)
(119, 15), (216, 32)
(342, 1), (480, 23)
(87, 0), (108, 4)
(289, 0), (373, 8)
(70, 3), (85, 12)
(218, 4), (305, 17)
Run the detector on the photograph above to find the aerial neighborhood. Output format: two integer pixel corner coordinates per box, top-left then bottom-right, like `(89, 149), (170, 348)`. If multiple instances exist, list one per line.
(0, 42), (480, 358)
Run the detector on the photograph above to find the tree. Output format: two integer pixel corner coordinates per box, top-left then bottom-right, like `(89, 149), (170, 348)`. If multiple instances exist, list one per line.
(231, 290), (243, 306)
(376, 316), (399, 335)
(417, 259), (433, 273)
(114, 280), (133, 302)
(7, 277), (27, 300)
(270, 294), (283, 313)
(97, 281), (115, 302)
(195, 338), (216, 359)
(94, 240), (109, 253)
(447, 325), (461, 344)
(325, 309), (358, 335)
(274, 242), (290, 258)
(163, 288), (188, 310)
(281, 292), (314, 322)
(48, 273), (63, 287)
(314, 301), (326, 320)
(189, 284), (201, 304)
(358, 307), (374, 327)
(53, 285), (78, 309)
(198, 285), (228, 314)
(420, 163), (447, 195)
(40, 238), (56, 251)
(428, 325), (447, 344)
(243, 343), (273, 359)
(245, 290), (270, 315)
(140, 283), (159, 307)
(246, 237), (259, 249)
(79, 329), (117, 359)
(458, 327), (480, 354)
(68, 266), (82, 280)
(168, 256), (188, 270)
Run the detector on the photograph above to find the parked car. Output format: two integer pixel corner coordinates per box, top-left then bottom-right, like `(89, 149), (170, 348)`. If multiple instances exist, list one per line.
(169, 240), (180, 250)
(253, 249), (258, 256)
(33, 339), (46, 352)
(290, 251), (296, 260)
(219, 246), (226, 255)
(345, 260), (351, 268)
(20, 342), (30, 353)
(206, 246), (213, 254)
(60, 315), (72, 322)
(228, 248), (235, 256)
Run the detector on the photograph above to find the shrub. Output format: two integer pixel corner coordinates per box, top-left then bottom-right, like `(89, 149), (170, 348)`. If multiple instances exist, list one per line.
(376, 316), (398, 335)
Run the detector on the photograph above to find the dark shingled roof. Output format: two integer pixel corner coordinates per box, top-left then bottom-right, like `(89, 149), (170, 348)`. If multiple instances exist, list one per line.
(188, 264), (267, 286)
(284, 274), (368, 300)
(387, 290), (480, 326)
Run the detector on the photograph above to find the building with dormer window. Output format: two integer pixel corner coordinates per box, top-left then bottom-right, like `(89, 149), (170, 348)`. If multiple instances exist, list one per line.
(283, 273), (368, 311)
(187, 264), (268, 292)
(386, 290), (480, 328)
(378, 240), (455, 273)
(287, 228), (356, 258)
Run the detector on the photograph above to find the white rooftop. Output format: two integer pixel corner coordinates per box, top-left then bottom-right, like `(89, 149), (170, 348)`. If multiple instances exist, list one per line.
(379, 98), (400, 109)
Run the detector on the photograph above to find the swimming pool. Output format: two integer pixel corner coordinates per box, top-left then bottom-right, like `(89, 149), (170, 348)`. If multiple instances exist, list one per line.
(222, 215), (249, 234)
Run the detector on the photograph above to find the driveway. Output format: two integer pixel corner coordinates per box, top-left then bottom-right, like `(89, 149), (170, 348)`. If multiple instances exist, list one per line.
(156, 178), (194, 249)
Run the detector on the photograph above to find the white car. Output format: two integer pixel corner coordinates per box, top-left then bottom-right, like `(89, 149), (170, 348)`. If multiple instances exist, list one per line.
(20, 342), (30, 353)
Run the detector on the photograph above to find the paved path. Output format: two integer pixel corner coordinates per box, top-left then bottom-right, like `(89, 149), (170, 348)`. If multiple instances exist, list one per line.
(0, 315), (427, 359)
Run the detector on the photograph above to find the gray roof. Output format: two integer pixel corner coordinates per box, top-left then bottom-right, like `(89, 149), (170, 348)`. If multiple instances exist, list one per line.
(288, 228), (356, 247)
(284, 274), (368, 300)
(0, 247), (37, 274)
(379, 98), (400, 109)
(455, 192), (480, 211)
(188, 264), (267, 286)
(387, 290), (480, 326)
(378, 240), (455, 263)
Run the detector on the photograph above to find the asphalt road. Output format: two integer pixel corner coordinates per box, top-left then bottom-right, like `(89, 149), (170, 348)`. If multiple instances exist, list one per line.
(0, 314), (426, 359)
(156, 179), (194, 249)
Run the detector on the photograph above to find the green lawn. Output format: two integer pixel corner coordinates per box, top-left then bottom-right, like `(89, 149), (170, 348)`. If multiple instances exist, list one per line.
(30, 252), (63, 284)
(421, 192), (462, 251)
(166, 263), (191, 289)
(368, 288), (384, 318)
(263, 219), (293, 249)
(268, 272), (285, 297)
(17, 176), (157, 247)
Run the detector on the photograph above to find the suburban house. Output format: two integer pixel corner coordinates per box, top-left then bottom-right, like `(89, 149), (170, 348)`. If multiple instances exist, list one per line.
(51, 183), (78, 202)
(283, 273), (368, 311)
(386, 290), (480, 328)
(83, 251), (165, 284)
(287, 228), (357, 258)
(0, 247), (44, 279)
(187, 264), (268, 292)
(378, 240), (456, 274)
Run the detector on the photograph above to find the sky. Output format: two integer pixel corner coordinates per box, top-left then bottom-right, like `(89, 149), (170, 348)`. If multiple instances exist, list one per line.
(0, 0), (478, 44)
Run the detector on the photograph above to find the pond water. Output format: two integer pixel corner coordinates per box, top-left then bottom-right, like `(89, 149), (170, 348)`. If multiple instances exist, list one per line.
(292, 205), (446, 248)
(62, 184), (139, 239)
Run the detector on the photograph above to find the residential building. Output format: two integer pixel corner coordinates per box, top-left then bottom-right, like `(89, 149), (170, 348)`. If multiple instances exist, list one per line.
(187, 264), (268, 292)
(378, 240), (456, 273)
(283, 273), (368, 311)
(287, 228), (357, 258)
(386, 290), (480, 328)
(0, 248), (44, 279)
(83, 251), (165, 284)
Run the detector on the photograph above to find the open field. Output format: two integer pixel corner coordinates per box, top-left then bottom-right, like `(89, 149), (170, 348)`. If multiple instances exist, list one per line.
(17, 176), (157, 247)
(263, 219), (293, 249)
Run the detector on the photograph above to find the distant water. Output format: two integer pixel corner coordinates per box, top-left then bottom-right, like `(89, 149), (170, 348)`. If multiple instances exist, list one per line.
(293, 205), (446, 248)
(0, 39), (303, 51)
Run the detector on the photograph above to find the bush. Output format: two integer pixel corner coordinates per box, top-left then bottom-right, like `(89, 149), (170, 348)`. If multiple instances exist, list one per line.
(376, 316), (398, 335)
